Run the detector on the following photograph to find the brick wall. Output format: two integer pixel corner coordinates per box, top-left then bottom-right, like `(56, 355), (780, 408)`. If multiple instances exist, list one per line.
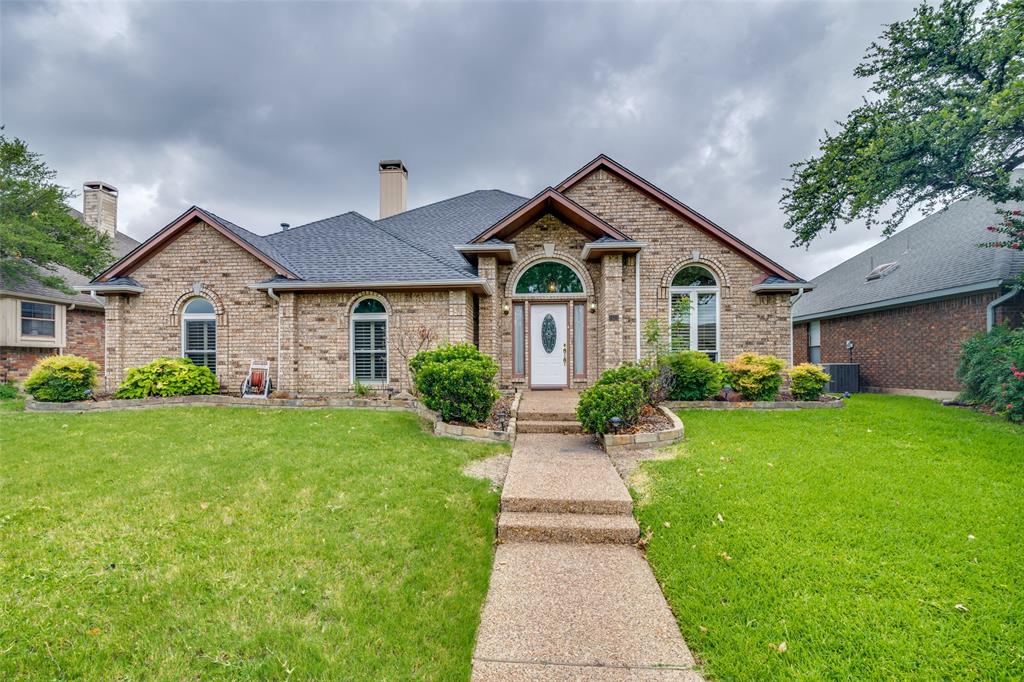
(794, 291), (999, 392)
(1, 346), (57, 382)
(66, 307), (105, 372)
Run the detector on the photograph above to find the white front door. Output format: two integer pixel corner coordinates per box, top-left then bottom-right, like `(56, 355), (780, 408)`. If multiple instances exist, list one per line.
(530, 304), (567, 387)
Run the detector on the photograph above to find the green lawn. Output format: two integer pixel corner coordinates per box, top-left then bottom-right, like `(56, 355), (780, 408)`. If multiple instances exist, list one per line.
(0, 406), (503, 680)
(636, 395), (1023, 681)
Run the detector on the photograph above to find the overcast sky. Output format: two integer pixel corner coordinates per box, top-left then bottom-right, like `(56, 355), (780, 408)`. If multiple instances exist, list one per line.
(2, 0), (923, 279)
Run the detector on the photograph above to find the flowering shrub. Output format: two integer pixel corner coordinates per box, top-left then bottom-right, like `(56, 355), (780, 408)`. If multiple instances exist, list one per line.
(788, 363), (831, 401)
(723, 353), (785, 401)
(23, 355), (98, 402)
(999, 365), (1024, 423)
(956, 324), (1024, 423)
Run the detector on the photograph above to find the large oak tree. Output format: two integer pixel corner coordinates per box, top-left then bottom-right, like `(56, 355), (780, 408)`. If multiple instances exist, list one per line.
(782, 0), (1024, 246)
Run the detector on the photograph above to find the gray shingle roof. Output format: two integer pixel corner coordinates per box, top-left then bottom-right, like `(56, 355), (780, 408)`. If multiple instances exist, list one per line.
(793, 194), (1024, 320)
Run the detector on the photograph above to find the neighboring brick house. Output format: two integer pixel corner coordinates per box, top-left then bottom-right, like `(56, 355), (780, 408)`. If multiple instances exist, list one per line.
(86, 155), (810, 395)
(1, 182), (139, 382)
(793, 192), (1024, 399)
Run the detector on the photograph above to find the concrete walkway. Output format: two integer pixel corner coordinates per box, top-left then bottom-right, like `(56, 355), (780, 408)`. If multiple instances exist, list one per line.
(471, 432), (703, 680)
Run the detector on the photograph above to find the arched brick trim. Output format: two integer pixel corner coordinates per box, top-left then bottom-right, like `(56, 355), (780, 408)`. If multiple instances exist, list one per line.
(169, 286), (228, 326)
(348, 291), (392, 314)
(658, 257), (731, 300)
(505, 252), (594, 298)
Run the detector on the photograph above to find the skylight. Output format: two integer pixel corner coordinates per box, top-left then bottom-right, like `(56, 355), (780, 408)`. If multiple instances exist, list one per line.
(866, 262), (899, 281)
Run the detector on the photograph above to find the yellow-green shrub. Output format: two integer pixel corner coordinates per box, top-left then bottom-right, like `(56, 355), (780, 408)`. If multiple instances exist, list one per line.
(115, 357), (219, 399)
(723, 352), (785, 401)
(788, 363), (831, 401)
(22, 355), (98, 402)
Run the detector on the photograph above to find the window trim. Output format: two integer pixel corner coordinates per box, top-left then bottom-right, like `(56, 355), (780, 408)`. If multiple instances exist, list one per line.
(349, 295), (389, 386)
(512, 259), (587, 298)
(668, 265), (720, 360)
(181, 297), (217, 373)
(19, 300), (57, 340)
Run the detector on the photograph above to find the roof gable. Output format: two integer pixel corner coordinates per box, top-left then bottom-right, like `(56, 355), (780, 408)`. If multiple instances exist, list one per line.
(470, 188), (628, 244)
(558, 154), (801, 281)
(96, 207), (300, 282)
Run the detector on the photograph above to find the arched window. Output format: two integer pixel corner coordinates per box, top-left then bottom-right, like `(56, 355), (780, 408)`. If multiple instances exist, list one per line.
(669, 265), (718, 360)
(351, 297), (388, 384)
(515, 261), (584, 294)
(182, 297), (216, 371)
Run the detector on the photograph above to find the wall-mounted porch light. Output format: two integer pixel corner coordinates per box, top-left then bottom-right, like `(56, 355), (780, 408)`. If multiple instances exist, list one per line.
(502, 303), (510, 315)
(589, 301), (597, 314)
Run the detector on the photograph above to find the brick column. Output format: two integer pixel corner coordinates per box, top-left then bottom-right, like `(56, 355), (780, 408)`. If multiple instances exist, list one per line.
(477, 256), (499, 357)
(103, 295), (127, 392)
(448, 289), (469, 343)
(277, 292), (299, 393)
(601, 254), (623, 372)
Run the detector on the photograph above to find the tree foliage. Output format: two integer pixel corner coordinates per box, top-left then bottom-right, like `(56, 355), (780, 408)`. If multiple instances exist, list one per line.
(782, 0), (1024, 246)
(0, 133), (112, 294)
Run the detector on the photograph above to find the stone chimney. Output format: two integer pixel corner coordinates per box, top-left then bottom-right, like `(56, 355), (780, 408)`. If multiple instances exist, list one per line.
(378, 160), (407, 219)
(83, 181), (118, 237)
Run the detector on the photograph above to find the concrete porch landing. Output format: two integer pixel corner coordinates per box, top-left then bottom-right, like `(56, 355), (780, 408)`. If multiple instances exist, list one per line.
(472, 433), (702, 680)
(517, 390), (583, 435)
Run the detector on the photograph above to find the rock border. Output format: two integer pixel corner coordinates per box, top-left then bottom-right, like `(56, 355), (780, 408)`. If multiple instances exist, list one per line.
(664, 398), (844, 410)
(600, 406), (684, 455)
(24, 392), (520, 445)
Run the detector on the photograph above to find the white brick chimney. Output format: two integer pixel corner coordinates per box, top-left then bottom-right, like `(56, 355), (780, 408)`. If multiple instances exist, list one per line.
(378, 160), (407, 219)
(83, 181), (118, 237)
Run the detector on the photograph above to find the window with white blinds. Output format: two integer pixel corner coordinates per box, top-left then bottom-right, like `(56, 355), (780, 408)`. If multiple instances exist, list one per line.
(181, 298), (216, 372)
(351, 298), (388, 384)
(669, 266), (718, 361)
(20, 301), (56, 338)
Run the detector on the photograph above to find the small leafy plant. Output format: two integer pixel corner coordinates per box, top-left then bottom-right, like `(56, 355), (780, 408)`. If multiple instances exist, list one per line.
(411, 343), (499, 424)
(723, 353), (785, 401)
(23, 355), (98, 402)
(115, 357), (219, 399)
(576, 380), (645, 435)
(661, 351), (723, 401)
(788, 363), (831, 401)
(0, 381), (18, 400)
(595, 362), (659, 405)
(352, 379), (371, 397)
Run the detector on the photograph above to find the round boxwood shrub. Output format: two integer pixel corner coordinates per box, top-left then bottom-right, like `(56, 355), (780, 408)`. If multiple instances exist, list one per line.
(595, 362), (659, 405)
(723, 352), (785, 401)
(661, 351), (723, 401)
(23, 355), (98, 402)
(788, 363), (831, 401)
(411, 343), (499, 424)
(576, 380), (645, 435)
(115, 357), (219, 399)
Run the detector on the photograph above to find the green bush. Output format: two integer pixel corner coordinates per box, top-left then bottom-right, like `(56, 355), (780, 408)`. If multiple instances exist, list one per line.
(115, 357), (219, 399)
(723, 352), (785, 401)
(661, 351), (723, 401)
(957, 325), (1024, 422)
(23, 355), (98, 402)
(0, 381), (18, 400)
(595, 362), (659, 405)
(788, 363), (831, 401)
(411, 343), (499, 424)
(576, 380), (645, 435)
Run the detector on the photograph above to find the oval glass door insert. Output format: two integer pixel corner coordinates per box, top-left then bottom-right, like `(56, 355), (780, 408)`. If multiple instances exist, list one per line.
(541, 314), (557, 353)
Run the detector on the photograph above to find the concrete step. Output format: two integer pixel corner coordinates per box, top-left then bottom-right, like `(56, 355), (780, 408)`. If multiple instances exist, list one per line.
(516, 410), (578, 422)
(517, 419), (583, 435)
(502, 494), (632, 515)
(497, 511), (640, 544)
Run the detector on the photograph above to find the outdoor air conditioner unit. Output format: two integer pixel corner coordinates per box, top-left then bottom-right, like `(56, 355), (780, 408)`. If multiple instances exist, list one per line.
(821, 363), (860, 394)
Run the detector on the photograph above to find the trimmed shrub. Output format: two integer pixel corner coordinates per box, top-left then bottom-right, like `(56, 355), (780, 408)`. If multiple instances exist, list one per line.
(576, 380), (645, 435)
(0, 382), (18, 400)
(723, 352), (785, 401)
(595, 362), (659, 405)
(788, 363), (831, 401)
(661, 351), (723, 401)
(23, 355), (98, 402)
(115, 357), (219, 399)
(412, 343), (499, 424)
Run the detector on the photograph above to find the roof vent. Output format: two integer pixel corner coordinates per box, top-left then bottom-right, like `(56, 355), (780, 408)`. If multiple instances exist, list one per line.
(280, 222), (290, 231)
(866, 262), (899, 281)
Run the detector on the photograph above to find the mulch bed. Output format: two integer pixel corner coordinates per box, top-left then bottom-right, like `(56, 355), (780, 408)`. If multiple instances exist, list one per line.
(450, 394), (514, 431)
(619, 404), (672, 434)
(775, 392), (843, 403)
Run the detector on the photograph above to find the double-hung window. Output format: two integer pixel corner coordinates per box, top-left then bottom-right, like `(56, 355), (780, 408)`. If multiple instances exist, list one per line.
(20, 301), (56, 338)
(351, 298), (388, 384)
(669, 265), (719, 361)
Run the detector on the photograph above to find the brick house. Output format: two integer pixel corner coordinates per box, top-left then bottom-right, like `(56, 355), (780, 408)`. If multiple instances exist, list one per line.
(85, 155), (810, 395)
(792, 193), (1024, 399)
(1, 182), (139, 382)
